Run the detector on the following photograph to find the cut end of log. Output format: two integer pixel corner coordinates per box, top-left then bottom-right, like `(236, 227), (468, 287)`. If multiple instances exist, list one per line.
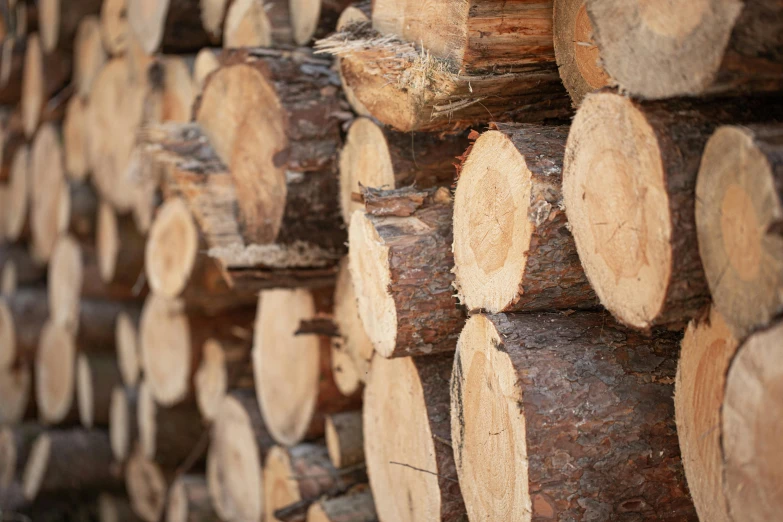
(126, 449), (168, 522)
(75, 16), (107, 98)
(137, 380), (157, 459)
(201, 0), (230, 38)
(0, 262), (15, 297)
(0, 364), (31, 424)
(31, 123), (68, 262)
(348, 211), (395, 357)
(116, 311), (140, 387)
(194, 338), (227, 422)
(101, 0), (130, 55)
(97, 202), (121, 282)
(145, 198), (199, 299)
(253, 288), (320, 446)
(109, 386), (131, 461)
(0, 427), (16, 488)
(64, 97), (89, 182)
(35, 321), (76, 424)
(0, 299), (16, 367)
(38, 0), (60, 52)
(20, 33), (42, 137)
(127, 0), (171, 54)
(166, 477), (189, 522)
(5, 145), (30, 240)
(325, 410), (364, 469)
(223, 0), (272, 48)
(695, 125), (783, 338)
(332, 259), (373, 395)
(76, 353), (94, 428)
(48, 235), (83, 329)
(139, 294), (191, 406)
(290, 0), (321, 45)
(21, 433), (50, 500)
(563, 92), (671, 329)
(193, 48), (219, 93)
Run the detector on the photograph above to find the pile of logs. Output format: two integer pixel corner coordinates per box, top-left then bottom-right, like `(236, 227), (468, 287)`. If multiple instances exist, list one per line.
(0, 0), (781, 520)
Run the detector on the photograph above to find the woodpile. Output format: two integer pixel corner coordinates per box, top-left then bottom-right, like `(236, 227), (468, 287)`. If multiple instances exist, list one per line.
(0, 0), (779, 521)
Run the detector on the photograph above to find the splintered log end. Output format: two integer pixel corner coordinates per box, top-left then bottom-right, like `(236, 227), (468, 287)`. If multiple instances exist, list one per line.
(126, 449), (169, 522)
(0, 364), (31, 424)
(332, 259), (373, 395)
(35, 321), (76, 425)
(116, 311), (140, 387)
(696, 124), (783, 338)
(145, 198), (199, 299)
(74, 16), (107, 98)
(223, 0), (273, 49)
(48, 235), (82, 328)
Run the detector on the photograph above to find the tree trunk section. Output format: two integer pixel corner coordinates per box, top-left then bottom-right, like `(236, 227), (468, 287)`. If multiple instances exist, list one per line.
(306, 488), (377, 522)
(125, 449), (174, 522)
(194, 335), (253, 422)
(76, 352), (122, 428)
(109, 385), (138, 463)
(21, 34), (70, 137)
(39, 0), (103, 52)
(0, 423), (44, 488)
(116, 310), (141, 387)
(35, 320), (79, 425)
(0, 286), (48, 367)
(325, 411), (363, 469)
(0, 363), (33, 424)
(167, 474), (218, 522)
(128, 0), (215, 54)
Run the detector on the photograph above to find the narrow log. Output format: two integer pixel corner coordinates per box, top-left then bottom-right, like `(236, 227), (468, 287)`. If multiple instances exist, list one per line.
(306, 488), (376, 522)
(696, 124), (783, 338)
(200, 0), (231, 40)
(193, 47), (219, 92)
(0, 245), (45, 288)
(126, 449), (173, 522)
(66, 180), (100, 242)
(325, 411), (363, 469)
(0, 287), (48, 367)
(0, 108), (25, 181)
(588, 0), (783, 99)
(100, 0), (129, 55)
(453, 124), (596, 313)
(109, 385), (137, 462)
(3, 143), (29, 241)
(63, 96), (89, 181)
(0, 38), (25, 104)
(21, 428), (118, 500)
(265, 443), (367, 522)
(167, 474), (218, 522)
(96, 202), (145, 288)
(338, 117), (465, 223)
(675, 307), (738, 522)
(74, 16), (107, 97)
(316, 24), (571, 132)
(349, 187), (463, 358)
(334, 3), (371, 117)
(331, 259), (372, 395)
(76, 352), (122, 428)
(116, 311), (141, 387)
(364, 353), (466, 521)
(35, 320), (78, 425)
(207, 389), (275, 522)
(1, 259), (14, 296)
(29, 122), (68, 262)
(48, 234), (82, 328)
(562, 92), (781, 330)
(223, 0), (273, 48)
(253, 288), (361, 446)
(722, 319), (783, 522)
(0, 424), (44, 489)
(194, 336), (253, 421)
(137, 380), (206, 469)
(553, 0), (608, 106)
(127, 0), (215, 54)
(99, 493), (144, 522)
(451, 312), (696, 520)
(38, 0), (103, 52)
(21, 33), (70, 137)
(0, 363), (33, 424)
(145, 55), (197, 124)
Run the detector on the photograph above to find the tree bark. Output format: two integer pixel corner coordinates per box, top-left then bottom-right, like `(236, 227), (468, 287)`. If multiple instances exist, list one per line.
(128, 0), (215, 54)
(325, 411), (363, 470)
(451, 312), (696, 521)
(349, 187), (464, 358)
(306, 488), (376, 522)
(0, 287), (48, 367)
(0, 37), (25, 104)
(21, 34), (70, 137)
(76, 352), (122, 428)
(0, 363), (33, 424)
(167, 474), (218, 522)
(39, 0), (103, 52)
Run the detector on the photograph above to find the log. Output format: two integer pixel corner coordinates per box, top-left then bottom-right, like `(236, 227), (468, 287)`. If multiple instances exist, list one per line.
(74, 16), (107, 98)
(315, 24), (571, 132)
(722, 319), (783, 522)
(38, 0), (103, 52)
(194, 336), (253, 422)
(21, 428), (118, 500)
(21, 33), (70, 137)
(265, 443), (367, 522)
(0, 424), (44, 489)
(0, 287), (48, 367)
(99, 493), (143, 522)
(453, 123), (597, 313)
(200, 0), (231, 40)
(562, 92), (781, 330)
(330, 259), (372, 396)
(66, 180), (100, 242)
(139, 293), (255, 406)
(125, 449), (173, 522)
(674, 306), (738, 522)
(145, 55), (197, 125)
(116, 311), (141, 387)
(695, 124), (783, 338)
(100, 0), (129, 55)
(338, 117), (466, 223)
(223, 0), (273, 48)
(552, 0), (609, 106)
(29, 122), (68, 262)
(325, 411), (363, 469)
(334, 3), (370, 118)
(0, 37), (24, 104)
(588, 0), (783, 99)
(63, 96), (89, 181)
(0, 259), (13, 296)
(96, 201), (145, 288)
(0, 363), (33, 424)
(137, 380), (206, 469)
(372, 0), (554, 73)
(207, 389), (276, 522)
(127, 0), (215, 54)
(306, 488), (376, 522)
(348, 187), (463, 357)
(109, 385), (137, 463)
(76, 352), (122, 428)
(193, 47), (219, 92)
(0, 245), (46, 290)
(0, 108), (25, 182)
(48, 235), (83, 328)
(35, 320), (78, 424)
(253, 288), (361, 446)
(167, 474), (218, 522)
(364, 353), (466, 521)
(451, 312), (696, 520)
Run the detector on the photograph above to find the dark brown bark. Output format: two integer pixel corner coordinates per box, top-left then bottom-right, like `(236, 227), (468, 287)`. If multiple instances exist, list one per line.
(77, 353), (122, 428)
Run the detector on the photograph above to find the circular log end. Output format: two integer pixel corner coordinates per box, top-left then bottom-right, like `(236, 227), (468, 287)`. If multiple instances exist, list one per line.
(0, 299), (16, 367)
(139, 294), (191, 406)
(97, 202), (120, 282)
(145, 198), (198, 298)
(76, 353), (95, 428)
(0, 427), (16, 488)
(35, 321), (76, 424)
(137, 380), (156, 459)
(64, 97), (89, 182)
(48, 235), (83, 328)
(563, 92), (671, 329)
(75, 16), (107, 98)
(332, 259), (372, 394)
(116, 311), (140, 386)
(253, 289), (320, 446)
(696, 125), (783, 338)
(0, 364), (31, 424)
(126, 450), (168, 522)
(290, 0), (321, 45)
(193, 48), (219, 93)
(38, 0), (60, 52)
(109, 386), (130, 461)
(194, 338), (227, 422)
(31, 124), (68, 262)
(223, 0), (272, 49)
(100, 0), (130, 55)
(166, 477), (188, 522)
(201, 0), (230, 38)
(263, 445), (308, 520)
(21, 33), (42, 137)
(6, 145), (30, 240)
(348, 211), (395, 357)
(21, 433), (50, 500)
(127, 0), (169, 54)
(723, 320), (783, 522)
(364, 356), (442, 521)
(0, 262), (15, 296)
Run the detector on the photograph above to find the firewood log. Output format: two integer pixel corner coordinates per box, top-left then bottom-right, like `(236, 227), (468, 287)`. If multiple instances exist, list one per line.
(76, 352), (122, 428)
(0, 37), (24, 104)
(0, 245), (46, 289)
(3, 145), (29, 242)
(116, 311), (141, 387)
(223, 0), (272, 48)
(364, 353), (466, 521)
(29, 122), (68, 262)
(193, 47), (219, 92)
(145, 55), (197, 125)
(305, 489), (376, 522)
(38, 0), (102, 52)
(334, 3), (370, 117)
(127, 0), (215, 54)
(588, 0), (783, 99)
(100, 0), (129, 56)
(21, 33), (70, 137)
(451, 312), (696, 520)
(73, 16), (107, 98)
(63, 96), (89, 181)
(349, 187), (463, 357)
(125, 448), (174, 522)
(166, 474), (218, 522)
(200, 0), (231, 41)
(109, 385), (137, 463)
(453, 123), (596, 313)
(0, 287), (48, 367)
(695, 124), (783, 338)
(35, 320), (78, 424)
(325, 411), (363, 469)
(0, 363), (33, 424)
(194, 336), (253, 422)
(96, 202), (145, 288)
(0, 423), (44, 489)
(99, 493), (143, 522)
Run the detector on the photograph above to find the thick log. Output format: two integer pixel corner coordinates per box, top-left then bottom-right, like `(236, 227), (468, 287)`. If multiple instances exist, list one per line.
(35, 320), (78, 425)
(562, 92), (782, 330)
(695, 124), (783, 338)
(0, 287), (48, 367)
(97, 202), (145, 288)
(316, 24), (571, 132)
(74, 16), (107, 97)
(167, 474), (218, 522)
(364, 353), (466, 521)
(552, 0), (608, 107)
(194, 336), (253, 421)
(116, 311), (141, 387)
(21, 33), (70, 137)
(0, 424), (44, 488)
(588, 0), (783, 99)
(137, 380), (206, 469)
(39, 0), (103, 52)
(325, 411), (363, 469)
(126, 449), (173, 522)
(21, 428), (118, 500)
(0, 37), (24, 104)
(253, 288), (361, 446)
(63, 96), (89, 181)
(0, 363), (33, 424)
(207, 389), (276, 522)
(139, 294), (255, 406)
(100, 0), (129, 55)
(265, 443), (367, 522)
(306, 488), (376, 522)
(109, 385), (137, 462)
(128, 0), (215, 54)
(334, 3), (370, 118)
(99, 493), (144, 522)
(76, 352), (122, 428)
(722, 319), (783, 522)
(29, 122), (68, 262)
(338, 117), (465, 223)
(451, 312), (696, 520)
(453, 123), (597, 313)
(349, 187), (463, 358)
(675, 307), (738, 522)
